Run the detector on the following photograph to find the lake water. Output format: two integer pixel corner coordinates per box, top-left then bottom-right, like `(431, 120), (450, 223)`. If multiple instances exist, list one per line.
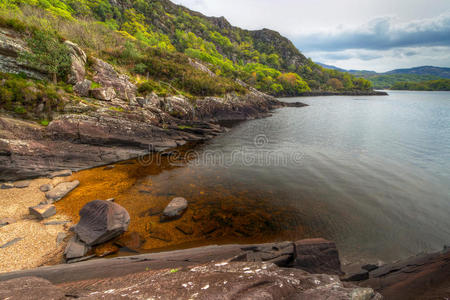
(63, 90), (450, 265)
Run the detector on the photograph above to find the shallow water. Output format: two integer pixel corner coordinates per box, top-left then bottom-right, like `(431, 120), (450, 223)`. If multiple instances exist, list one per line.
(59, 90), (450, 264)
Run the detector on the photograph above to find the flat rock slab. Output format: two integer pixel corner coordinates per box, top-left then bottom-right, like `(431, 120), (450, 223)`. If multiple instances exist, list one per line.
(54, 262), (381, 299)
(45, 180), (80, 202)
(0, 237), (23, 249)
(0, 277), (66, 300)
(74, 200), (130, 246)
(29, 204), (56, 220)
(14, 180), (31, 188)
(48, 169), (72, 179)
(160, 197), (188, 222)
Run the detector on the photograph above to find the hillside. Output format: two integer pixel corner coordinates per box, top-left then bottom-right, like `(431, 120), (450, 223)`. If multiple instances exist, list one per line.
(385, 66), (450, 78)
(320, 64), (450, 89)
(0, 0), (373, 100)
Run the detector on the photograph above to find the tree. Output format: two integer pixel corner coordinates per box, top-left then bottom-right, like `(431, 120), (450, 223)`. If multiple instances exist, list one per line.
(20, 30), (71, 83)
(327, 78), (344, 90)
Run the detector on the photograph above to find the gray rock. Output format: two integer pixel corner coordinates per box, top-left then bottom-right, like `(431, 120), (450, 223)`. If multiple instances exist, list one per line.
(351, 288), (382, 300)
(0, 217), (16, 226)
(136, 96), (148, 107)
(29, 204), (56, 220)
(342, 269), (370, 282)
(74, 200), (130, 246)
(64, 40), (87, 84)
(73, 79), (92, 97)
(44, 220), (71, 226)
(14, 180), (30, 188)
(45, 180), (80, 202)
(92, 58), (137, 102)
(0, 237), (23, 248)
(160, 197), (188, 222)
(90, 87), (116, 101)
(0, 182), (14, 189)
(56, 232), (67, 244)
(64, 236), (89, 260)
(39, 184), (53, 192)
(362, 263), (380, 272)
(294, 238), (343, 275)
(48, 169), (72, 179)
(103, 165), (115, 170)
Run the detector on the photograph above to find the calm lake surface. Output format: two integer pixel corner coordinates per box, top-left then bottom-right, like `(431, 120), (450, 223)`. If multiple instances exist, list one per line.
(64, 90), (450, 265)
(182, 90), (450, 264)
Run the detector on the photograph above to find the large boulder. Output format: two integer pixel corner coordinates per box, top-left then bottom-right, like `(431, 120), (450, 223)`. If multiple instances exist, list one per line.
(45, 180), (80, 202)
(293, 238), (343, 275)
(64, 40), (87, 84)
(73, 79), (92, 97)
(160, 197), (188, 222)
(74, 200), (130, 246)
(0, 277), (66, 300)
(92, 58), (137, 102)
(90, 87), (116, 101)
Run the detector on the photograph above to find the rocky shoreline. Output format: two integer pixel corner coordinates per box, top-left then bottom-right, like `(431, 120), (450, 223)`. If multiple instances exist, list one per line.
(298, 90), (389, 97)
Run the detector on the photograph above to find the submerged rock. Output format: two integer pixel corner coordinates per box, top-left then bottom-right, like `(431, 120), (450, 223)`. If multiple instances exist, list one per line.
(45, 180), (80, 202)
(29, 204), (56, 220)
(74, 200), (130, 246)
(160, 197), (188, 222)
(0, 217), (16, 227)
(0, 237), (23, 249)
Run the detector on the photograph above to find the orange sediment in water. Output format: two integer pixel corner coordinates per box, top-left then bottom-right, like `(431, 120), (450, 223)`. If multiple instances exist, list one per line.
(56, 152), (305, 254)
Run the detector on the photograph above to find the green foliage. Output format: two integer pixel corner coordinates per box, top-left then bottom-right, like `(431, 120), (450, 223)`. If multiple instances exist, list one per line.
(362, 74), (443, 89)
(19, 29), (71, 82)
(40, 119), (49, 126)
(0, 72), (62, 117)
(1, 0), (375, 96)
(391, 79), (450, 91)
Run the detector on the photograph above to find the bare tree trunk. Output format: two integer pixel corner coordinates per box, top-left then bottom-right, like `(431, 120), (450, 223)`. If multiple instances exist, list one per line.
(52, 72), (57, 84)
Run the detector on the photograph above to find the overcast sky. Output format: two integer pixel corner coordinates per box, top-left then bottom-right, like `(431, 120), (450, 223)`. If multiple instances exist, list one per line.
(172, 0), (450, 72)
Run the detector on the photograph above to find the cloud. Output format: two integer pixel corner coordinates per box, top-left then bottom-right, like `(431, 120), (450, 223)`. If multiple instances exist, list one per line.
(307, 46), (450, 72)
(293, 12), (450, 52)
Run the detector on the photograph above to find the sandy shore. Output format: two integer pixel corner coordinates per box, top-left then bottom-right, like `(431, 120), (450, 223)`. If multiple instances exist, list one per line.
(0, 177), (74, 273)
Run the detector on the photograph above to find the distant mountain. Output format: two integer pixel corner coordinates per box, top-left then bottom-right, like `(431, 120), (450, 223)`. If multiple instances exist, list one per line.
(316, 63), (346, 72)
(385, 66), (450, 78)
(318, 64), (450, 78)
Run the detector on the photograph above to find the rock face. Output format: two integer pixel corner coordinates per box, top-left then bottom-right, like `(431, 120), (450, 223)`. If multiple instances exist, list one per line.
(29, 204), (56, 220)
(160, 197), (188, 222)
(45, 180), (80, 202)
(0, 28), (47, 80)
(64, 40), (87, 84)
(92, 58), (137, 102)
(74, 200), (130, 246)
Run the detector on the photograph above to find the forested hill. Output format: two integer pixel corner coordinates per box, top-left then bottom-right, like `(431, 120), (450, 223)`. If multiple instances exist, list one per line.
(0, 0), (373, 96)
